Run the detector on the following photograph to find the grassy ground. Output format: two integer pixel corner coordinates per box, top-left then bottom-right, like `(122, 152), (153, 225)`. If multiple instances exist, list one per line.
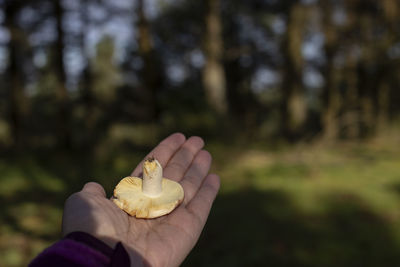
(1, 134), (400, 266)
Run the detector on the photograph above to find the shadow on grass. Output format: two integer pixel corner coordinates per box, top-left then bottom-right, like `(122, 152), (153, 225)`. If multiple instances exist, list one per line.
(184, 189), (400, 267)
(0, 148), (143, 256)
(0, 147), (148, 266)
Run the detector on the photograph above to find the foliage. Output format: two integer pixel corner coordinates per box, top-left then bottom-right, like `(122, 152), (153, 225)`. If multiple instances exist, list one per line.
(1, 0), (400, 147)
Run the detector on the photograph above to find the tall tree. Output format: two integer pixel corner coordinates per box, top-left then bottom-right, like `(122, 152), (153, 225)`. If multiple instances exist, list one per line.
(202, 0), (228, 116)
(355, 0), (382, 137)
(136, 0), (161, 121)
(281, 2), (308, 139)
(4, 0), (28, 147)
(320, 1), (341, 142)
(341, 0), (374, 139)
(79, 0), (96, 141)
(357, 15), (377, 137)
(91, 36), (120, 102)
(342, 49), (360, 139)
(54, 0), (70, 147)
(376, 0), (399, 132)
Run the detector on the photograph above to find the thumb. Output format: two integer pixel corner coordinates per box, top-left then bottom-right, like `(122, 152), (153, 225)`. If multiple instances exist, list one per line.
(81, 182), (106, 197)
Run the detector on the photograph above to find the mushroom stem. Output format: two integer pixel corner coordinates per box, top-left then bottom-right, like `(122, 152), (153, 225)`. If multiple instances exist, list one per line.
(142, 158), (163, 197)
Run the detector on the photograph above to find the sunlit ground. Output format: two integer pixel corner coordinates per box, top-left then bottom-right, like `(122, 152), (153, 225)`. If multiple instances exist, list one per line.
(1, 132), (400, 267)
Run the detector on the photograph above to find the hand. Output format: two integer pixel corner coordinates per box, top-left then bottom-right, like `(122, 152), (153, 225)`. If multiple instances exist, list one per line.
(62, 133), (220, 267)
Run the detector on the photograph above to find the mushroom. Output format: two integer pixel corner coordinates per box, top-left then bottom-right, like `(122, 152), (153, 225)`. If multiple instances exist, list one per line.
(112, 157), (184, 219)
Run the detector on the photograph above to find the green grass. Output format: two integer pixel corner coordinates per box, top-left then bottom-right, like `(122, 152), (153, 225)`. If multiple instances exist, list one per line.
(184, 140), (400, 266)
(1, 138), (400, 266)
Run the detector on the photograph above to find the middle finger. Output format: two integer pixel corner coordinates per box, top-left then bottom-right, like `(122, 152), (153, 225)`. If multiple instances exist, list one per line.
(163, 136), (205, 181)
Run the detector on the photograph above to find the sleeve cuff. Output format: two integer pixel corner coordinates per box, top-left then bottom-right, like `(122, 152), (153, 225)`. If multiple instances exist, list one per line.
(29, 232), (130, 267)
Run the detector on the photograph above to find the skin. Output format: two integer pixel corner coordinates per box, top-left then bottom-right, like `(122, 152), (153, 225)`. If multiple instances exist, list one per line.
(62, 133), (220, 267)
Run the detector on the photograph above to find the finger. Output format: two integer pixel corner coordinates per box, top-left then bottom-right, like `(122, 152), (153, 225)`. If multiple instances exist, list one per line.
(81, 182), (106, 198)
(131, 132), (186, 176)
(163, 136), (205, 182)
(180, 150), (212, 203)
(186, 174), (220, 225)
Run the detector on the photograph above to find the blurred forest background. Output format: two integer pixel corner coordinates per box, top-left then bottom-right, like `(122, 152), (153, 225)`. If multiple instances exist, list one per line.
(1, 0), (400, 266)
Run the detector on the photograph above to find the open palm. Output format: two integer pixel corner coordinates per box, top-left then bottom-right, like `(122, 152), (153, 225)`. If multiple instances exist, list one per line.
(62, 133), (220, 267)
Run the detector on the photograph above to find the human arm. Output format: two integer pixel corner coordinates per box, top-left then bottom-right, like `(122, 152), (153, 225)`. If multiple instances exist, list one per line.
(60, 133), (220, 266)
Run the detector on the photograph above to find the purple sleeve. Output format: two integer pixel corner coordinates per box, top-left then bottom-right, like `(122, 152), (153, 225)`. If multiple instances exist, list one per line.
(29, 232), (130, 267)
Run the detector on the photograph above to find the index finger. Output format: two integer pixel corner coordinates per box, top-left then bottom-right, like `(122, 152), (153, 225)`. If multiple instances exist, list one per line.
(131, 132), (186, 176)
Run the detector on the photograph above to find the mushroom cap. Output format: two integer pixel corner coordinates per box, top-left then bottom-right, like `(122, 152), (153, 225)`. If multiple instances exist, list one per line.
(113, 176), (184, 219)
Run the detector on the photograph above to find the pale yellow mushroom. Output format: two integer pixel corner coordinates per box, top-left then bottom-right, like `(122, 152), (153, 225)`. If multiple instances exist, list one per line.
(113, 157), (184, 219)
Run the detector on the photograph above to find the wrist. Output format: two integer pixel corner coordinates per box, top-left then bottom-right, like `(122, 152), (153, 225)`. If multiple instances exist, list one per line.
(29, 231), (130, 267)
(68, 232), (147, 267)
(65, 232), (131, 266)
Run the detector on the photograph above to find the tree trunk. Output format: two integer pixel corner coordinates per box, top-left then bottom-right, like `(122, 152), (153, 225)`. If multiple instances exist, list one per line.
(136, 0), (160, 121)
(358, 63), (375, 137)
(4, 0), (28, 147)
(375, 0), (399, 133)
(321, 54), (341, 142)
(320, 2), (341, 142)
(281, 3), (307, 140)
(80, 0), (96, 145)
(377, 82), (390, 131)
(342, 52), (360, 139)
(54, 0), (71, 147)
(202, 0), (228, 116)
